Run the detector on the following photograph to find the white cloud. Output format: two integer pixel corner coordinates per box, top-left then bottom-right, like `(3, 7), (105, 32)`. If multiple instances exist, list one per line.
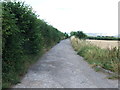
(20, 0), (119, 35)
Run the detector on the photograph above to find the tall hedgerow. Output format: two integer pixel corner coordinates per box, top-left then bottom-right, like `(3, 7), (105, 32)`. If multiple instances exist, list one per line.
(2, 1), (64, 88)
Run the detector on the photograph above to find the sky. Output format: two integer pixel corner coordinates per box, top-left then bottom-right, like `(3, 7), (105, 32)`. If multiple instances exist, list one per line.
(20, 0), (119, 36)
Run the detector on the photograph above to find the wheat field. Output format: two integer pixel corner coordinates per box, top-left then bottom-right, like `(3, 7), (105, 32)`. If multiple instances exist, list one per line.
(86, 39), (119, 49)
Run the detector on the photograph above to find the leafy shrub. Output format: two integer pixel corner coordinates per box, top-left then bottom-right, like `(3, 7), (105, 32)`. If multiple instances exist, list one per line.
(2, 1), (64, 88)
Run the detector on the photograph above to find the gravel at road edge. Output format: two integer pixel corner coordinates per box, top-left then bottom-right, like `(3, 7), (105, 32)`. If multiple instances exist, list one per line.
(13, 39), (118, 88)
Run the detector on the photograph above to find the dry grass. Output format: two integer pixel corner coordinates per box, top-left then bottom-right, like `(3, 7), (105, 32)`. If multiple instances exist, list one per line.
(86, 39), (119, 49)
(70, 36), (120, 74)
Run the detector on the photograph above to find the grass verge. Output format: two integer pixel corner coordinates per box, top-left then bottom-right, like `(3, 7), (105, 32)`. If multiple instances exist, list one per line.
(70, 36), (120, 78)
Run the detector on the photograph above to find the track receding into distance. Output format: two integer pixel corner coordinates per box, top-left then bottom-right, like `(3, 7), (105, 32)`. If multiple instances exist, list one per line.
(14, 39), (118, 88)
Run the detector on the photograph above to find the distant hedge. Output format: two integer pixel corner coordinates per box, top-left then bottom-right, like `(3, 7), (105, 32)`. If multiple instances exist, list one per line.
(87, 36), (120, 41)
(70, 31), (120, 41)
(2, 1), (64, 88)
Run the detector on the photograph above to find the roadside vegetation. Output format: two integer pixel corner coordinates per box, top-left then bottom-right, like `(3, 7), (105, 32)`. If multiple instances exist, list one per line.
(70, 31), (120, 78)
(2, 1), (64, 88)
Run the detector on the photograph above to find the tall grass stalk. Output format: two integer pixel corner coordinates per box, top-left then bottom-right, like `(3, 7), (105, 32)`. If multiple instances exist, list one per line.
(70, 36), (119, 73)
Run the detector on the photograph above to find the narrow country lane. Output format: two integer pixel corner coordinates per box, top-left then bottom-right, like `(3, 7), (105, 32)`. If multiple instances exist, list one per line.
(14, 39), (118, 88)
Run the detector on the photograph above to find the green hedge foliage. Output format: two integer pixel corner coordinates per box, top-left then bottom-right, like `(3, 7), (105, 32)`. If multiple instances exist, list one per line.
(2, 1), (64, 88)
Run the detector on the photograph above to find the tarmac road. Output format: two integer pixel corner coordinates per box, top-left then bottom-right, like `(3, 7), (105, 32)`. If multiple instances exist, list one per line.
(14, 39), (118, 88)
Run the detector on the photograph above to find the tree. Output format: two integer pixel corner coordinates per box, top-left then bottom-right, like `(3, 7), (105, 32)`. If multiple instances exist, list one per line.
(76, 31), (87, 39)
(70, 31), (77, 36)
(64, 32), (69, 39)
(70, 31), (87, 39)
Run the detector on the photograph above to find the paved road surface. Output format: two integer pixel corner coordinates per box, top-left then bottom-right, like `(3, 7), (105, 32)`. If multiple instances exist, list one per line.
(14, 39), (118, 88)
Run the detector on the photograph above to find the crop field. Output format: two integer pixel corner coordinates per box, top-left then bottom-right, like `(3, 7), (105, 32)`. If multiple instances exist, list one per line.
(86, 39), (119, 49)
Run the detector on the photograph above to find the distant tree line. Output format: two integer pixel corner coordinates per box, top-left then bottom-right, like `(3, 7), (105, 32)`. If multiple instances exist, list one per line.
(87, 36), (120, 40)
(70, 31), (120, 40)
(2, 1), (64, 88)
